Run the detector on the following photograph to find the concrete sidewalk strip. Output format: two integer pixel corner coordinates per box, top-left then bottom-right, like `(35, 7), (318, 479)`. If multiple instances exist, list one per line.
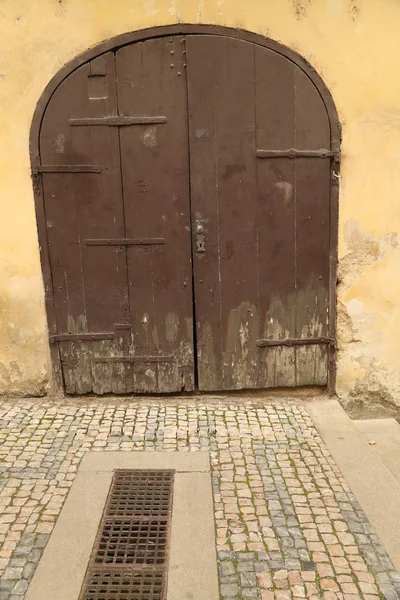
(168, 472), (218, 600)
(0, 398), (400, 600)
(354, 418), (400, 484)
(24, 470), (112, 600)
(79, 448), (210, 472)
(309, 399), (400, 573)
(25, 452), (218, 600)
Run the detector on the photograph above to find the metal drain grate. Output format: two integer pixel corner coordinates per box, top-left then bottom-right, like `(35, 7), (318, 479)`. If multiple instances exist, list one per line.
(108, 470), (172, 517)
(79, 470), (174, 600)
(95, 519), (168, 564)
(84, 571), (164, 600)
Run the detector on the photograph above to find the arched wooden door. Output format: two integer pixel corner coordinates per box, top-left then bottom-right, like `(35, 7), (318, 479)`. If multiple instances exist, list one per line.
(33, 29), (340, 395)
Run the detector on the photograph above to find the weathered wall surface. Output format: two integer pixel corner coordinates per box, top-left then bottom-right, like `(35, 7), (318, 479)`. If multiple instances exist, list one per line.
(1, 0), (400, 408)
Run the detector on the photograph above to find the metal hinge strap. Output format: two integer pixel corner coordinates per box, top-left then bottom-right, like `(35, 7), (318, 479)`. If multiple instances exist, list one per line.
(256, 337), (335, 348)
(256, 149), (339, 159)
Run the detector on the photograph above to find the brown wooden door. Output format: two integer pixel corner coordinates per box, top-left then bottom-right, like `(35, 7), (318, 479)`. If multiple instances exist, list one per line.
(40, 39), (194, 394)
(186, 35), (332, 391)
(38, 33), (335, 394)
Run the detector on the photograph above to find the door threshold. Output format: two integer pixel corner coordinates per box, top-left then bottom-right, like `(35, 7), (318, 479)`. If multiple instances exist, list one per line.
(48, 385), (330, 402)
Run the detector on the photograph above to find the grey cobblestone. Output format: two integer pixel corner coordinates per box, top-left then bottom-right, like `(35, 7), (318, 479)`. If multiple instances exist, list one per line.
(0, 398), (399, 599)
(11, 581), (27, 595)
(221, 582), (239, 595)
(240, 572), (257, 586)
(220, 561), (236, 576)
(21, 562), (35, 580)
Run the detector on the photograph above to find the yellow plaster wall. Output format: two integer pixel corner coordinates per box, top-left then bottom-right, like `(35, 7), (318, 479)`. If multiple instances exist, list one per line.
(1, 0), (400, 406)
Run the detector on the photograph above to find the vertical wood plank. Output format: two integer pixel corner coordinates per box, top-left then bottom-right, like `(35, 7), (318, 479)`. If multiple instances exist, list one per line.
(116, 37), (194, 393)
(294, 67), (331, 386)
(40, 52), (131, 393)
(187, 35), (259, 391)
(255, 46), (296, 387)
(186, 37), (221, 390)
(60, 341), (92, 395)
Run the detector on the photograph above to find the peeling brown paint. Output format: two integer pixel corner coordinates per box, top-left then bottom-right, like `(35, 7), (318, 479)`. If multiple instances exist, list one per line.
(142, 126), (158, 147)
(165, 313), (179, 342)
(53, 133), (65, 154)
(197, 320), (218, 390)
(195, 128), (208, 139)
(66, 313), (88, 334)
(224, 301), (259, 390)
(262, 282), (329, 388)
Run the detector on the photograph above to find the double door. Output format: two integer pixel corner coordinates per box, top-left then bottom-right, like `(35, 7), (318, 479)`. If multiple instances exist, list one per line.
(39, 35), (333, 394)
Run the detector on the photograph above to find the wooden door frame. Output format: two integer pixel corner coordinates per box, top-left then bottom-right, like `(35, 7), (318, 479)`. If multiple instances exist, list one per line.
(30, 24), (341, 395)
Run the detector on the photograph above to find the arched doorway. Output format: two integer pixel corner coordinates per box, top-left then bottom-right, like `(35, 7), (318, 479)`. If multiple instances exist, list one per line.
(31, 26), (340, 395)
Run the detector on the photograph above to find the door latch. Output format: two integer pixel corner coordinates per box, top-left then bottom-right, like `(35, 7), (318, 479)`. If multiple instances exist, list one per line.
(196, 216), (205, 253)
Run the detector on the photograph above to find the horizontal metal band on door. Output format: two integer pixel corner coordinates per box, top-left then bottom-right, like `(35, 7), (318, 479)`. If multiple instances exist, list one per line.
(68, 116), (167, 126)
(50, 332), (116, 343)
(59, 356), (174, 365)
(78, 469), (174, 600)
(255, 148), (339, 159)
(33, 165), (103, 173)
(94, 356), (174, 363)
(256, 337), (335, 348)
(85, 238), (165, 246)
(49, 324), (133, 343)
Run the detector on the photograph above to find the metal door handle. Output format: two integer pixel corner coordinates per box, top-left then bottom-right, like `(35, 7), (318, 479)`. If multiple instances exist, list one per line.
(196, 217), (205, 253)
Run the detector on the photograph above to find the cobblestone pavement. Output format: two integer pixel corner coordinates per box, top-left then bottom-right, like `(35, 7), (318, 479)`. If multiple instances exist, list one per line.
(0, 398), (399, 600)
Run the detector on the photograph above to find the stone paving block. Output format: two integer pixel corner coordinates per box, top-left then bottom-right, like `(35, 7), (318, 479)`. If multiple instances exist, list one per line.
(0, 398), (399, 600)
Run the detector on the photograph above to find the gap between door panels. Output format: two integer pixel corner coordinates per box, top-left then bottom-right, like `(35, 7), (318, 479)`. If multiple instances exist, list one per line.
(182, 35), (200, 392)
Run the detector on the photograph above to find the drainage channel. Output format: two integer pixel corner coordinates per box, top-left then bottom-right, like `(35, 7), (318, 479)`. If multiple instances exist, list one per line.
(79, 469), (174, 600)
